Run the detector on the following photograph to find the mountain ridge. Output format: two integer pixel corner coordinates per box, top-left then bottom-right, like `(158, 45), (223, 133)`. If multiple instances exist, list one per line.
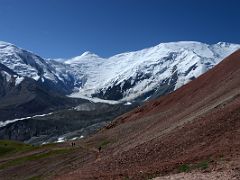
(1, 40), (240, 104)
(64, 41), (240, 101)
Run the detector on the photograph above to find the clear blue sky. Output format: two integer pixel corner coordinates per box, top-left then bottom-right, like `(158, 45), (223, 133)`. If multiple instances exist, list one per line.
(0, 0), (239, 58)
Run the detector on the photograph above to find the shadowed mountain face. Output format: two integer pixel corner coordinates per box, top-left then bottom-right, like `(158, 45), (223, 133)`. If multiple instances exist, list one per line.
(0, 63), (88, 121)
(0, 63), (16, 98)
(53, 50), (240, 179)
(0, 61), (81, 119)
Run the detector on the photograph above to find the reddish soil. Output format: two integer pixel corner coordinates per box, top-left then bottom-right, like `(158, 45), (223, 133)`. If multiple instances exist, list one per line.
(56, 50), (240, 179)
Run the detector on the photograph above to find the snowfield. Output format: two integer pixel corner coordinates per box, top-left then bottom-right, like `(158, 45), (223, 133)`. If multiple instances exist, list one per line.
(64, 41), (240, 101)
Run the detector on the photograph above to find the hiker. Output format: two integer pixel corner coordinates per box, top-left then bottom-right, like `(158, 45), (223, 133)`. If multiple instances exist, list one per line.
(95, 146), (102, 161)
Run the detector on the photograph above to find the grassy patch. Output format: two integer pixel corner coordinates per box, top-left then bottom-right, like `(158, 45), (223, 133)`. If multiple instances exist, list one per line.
(0, 140), (36, 157)
(178, 160), (210, 173)
(0, 148), (71, 170)
(27, 175), (42, 180)
(178, 164), (190, 172)
(98, 139), (111, 148)
(40, 142), (59, 149)
(194, 160), (209, 170)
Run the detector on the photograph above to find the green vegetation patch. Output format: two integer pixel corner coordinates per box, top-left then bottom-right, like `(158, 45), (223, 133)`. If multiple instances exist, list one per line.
(194, 160), (209, 170)
(178, 164), (190, 172)
(0, 140), (36, 157)
(0, 148), (71, 170)
(27, 175), (42, 180)
(178, 160), (210, 173)
(98, 139), (111, 149)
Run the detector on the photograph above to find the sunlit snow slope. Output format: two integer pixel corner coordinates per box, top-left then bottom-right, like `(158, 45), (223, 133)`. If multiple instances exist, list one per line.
(65, 41), (240, 101)
(1, 41), (239, 102)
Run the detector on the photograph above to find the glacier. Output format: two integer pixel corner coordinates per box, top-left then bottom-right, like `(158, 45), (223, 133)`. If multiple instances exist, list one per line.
(63, 41), (240, 101)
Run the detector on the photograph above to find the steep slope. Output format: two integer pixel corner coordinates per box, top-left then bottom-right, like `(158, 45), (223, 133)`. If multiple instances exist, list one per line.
(56, 49), (240, 179)
(0, 63), (19, 97)
(66, 41), (240, 101)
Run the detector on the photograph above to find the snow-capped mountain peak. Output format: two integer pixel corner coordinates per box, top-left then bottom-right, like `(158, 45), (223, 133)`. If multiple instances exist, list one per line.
(0, 41), (15, 47)
(0, 42), (60, 83)
(81, 51), (97, 57)
(66, 41), (240, 102)
(0, 41), (84, 94)
(65, 51), (104, 64)
(1, 40), (239, 103)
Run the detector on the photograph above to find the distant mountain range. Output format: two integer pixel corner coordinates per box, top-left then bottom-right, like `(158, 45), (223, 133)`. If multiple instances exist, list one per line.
(1, 41), (240, 104)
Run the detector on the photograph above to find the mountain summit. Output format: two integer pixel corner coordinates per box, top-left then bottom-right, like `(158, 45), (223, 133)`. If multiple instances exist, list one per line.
(64, 41), (240, 101)
(65, 51), (103, 64)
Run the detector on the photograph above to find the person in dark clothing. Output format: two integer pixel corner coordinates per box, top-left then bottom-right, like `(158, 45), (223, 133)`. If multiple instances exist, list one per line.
(98, 146), (102, 152)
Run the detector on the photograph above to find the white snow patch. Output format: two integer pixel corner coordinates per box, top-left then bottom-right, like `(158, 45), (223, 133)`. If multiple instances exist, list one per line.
(0, 112), (53, 127)
(15, 76), (24, 86)
(1, 71), (11, 82)
(124, 102), (132, 105)
(68, 94), (119, 104)
(56, 137), (65, 143)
